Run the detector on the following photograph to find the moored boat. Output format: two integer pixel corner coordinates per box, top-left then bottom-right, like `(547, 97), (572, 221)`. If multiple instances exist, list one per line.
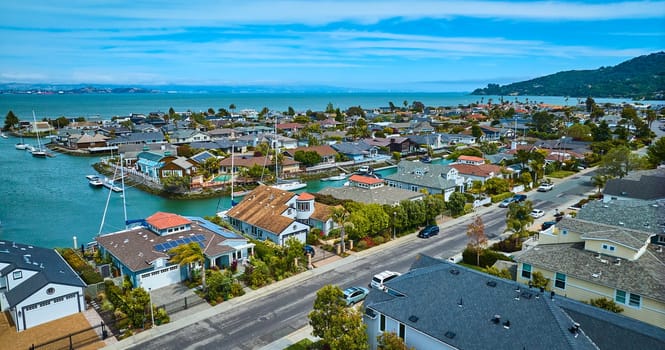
(270, 179), (307, 191)
(322, 173), (348, 181)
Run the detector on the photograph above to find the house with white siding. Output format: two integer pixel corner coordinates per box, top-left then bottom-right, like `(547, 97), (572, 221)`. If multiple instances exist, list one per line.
(0, 241), (86, 331)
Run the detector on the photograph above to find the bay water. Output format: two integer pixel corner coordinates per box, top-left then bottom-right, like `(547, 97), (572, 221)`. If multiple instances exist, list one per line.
(0, 92), (651, 248)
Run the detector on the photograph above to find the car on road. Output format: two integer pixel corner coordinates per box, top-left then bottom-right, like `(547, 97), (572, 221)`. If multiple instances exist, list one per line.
(499, 197), (517, 208)
(370, 270), (401, 290)
(537, 183), (554, 192)
(530, 209), (545, 218)
(342, 286), (369, 305)
(513, 194), (527, 202)
(418, 225), (440, 238)
(303, 245), (315, 257)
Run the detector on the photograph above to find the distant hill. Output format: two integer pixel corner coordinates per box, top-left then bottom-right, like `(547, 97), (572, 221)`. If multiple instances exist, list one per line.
(472, 52), (665, 100)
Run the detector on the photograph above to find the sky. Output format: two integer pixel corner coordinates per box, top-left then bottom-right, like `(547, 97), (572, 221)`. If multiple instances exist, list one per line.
(1, 1), (664, 92)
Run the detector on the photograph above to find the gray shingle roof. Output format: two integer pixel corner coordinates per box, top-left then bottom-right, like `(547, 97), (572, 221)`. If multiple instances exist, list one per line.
(367, 256), (624, 349)
(317, 186), (423, 205)
(603, 168), (665, 201)
(576, 200), (665, 235)
(516, 243), (665, 303)
(384, 160), (457, 190)
(556, 217), (654, 251)
(365, 255), (665, 349)
(0, 240), (86, 307)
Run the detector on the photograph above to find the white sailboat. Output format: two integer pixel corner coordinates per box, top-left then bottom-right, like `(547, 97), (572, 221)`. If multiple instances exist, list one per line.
(217, 146), (239, 219)
(269, 121), (306, 191)
(31, 111), (48, 158)
(15, 130), (27, 150)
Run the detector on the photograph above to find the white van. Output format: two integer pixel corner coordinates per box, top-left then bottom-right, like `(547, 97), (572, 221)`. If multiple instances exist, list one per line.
(370, 271), (401, 290)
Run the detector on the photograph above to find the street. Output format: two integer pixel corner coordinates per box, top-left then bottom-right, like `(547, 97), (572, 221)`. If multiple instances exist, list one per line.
(123, 170), (596, 350)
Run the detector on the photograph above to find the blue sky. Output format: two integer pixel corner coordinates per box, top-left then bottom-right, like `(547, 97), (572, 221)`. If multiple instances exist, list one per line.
(1, 1), (664, 91)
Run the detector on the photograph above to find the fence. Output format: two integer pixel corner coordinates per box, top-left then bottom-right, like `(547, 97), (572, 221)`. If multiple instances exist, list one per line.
(158, 295), (207, 315)
(29, 322), (110, 350)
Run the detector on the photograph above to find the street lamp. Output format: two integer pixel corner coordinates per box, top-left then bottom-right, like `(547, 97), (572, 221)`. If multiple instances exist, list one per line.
(148, 287), (155, 328)
(393, 211), (397, 240)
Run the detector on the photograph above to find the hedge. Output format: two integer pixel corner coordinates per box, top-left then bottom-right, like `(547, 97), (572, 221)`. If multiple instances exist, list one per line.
(462, 248), (513, 268)
(491, 192), (514, 203)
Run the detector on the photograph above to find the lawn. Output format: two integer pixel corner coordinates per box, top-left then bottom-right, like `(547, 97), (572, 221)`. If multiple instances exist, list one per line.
(547, 170), (576, 179)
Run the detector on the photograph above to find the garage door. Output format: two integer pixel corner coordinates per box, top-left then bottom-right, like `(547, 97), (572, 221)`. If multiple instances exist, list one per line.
(23, 293), (80, 330)
(139, 265), (181, 290)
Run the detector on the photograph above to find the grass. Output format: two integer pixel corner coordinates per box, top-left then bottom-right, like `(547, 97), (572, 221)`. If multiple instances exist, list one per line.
(547, 170), (576, 179)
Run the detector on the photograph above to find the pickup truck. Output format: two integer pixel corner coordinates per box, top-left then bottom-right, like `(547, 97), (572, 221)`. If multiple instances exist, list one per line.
(537, 183), (554, 192)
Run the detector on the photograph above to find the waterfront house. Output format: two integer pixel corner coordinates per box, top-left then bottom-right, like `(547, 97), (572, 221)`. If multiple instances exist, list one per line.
(107, 131), (167, 146)
(456, 155), (485, 165)
(318, 175), (424, 205)
(136, 151), (169, 179)
(119, 144), (178, 167)
(226, 186), (335, 245)
(159, 156), (199, 179)
(0, 240), (86, 331)
(363, 254), (665, 350)
(282, 145), (338, 166)
(96, 212), (254, 290)
(384, 161), (465, 201)
(516, 208), (665, 328)
(331, 141), (379, 162)
(168, 129), (211, 145)
(438, 133), (476, 146)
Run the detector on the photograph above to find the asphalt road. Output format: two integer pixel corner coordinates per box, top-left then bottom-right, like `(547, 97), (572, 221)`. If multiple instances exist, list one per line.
(125, 171), (596, 350)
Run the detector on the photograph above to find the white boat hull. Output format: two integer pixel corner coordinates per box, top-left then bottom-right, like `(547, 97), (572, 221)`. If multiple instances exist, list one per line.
(270, 181), (307, 191)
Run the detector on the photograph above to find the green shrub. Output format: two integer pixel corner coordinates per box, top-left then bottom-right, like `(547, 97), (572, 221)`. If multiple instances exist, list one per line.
(356, 240), (368, 250)
(491, 192), (514, 203)
(590, 297), (624, 313)
(462, 248), (512, 268)
(373, 236), (385, 245)
(492, 236), (523, 252)
(59, 248), (103, 284)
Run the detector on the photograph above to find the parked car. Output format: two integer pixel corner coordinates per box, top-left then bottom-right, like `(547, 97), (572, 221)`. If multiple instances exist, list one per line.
(303, 245), (315, 257)
(499, 197), (517, 208)
(541, 221), (557, 230)
(418, 225), (440, 238)
(342, 286), (369, 305)
(537, 183), (554, 192)
(530, 209), (545, 218)
(513, 194), (527, 202)
(370, 270), (401, 290)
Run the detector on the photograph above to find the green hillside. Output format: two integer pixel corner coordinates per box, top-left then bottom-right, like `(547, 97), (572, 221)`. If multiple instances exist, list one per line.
(472, 52), (665, 99)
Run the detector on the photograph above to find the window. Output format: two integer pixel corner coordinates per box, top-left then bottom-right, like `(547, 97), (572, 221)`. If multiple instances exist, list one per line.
(521, 264), (531, 279)
(399, 323), (405, 339)
(46, 287), (55, 295)
(561, 229), (568, 235)
(380, 314), (385, 331)
(555, 273), (566, 289)
(13, 271), (22, 280)
(615, 290), (626, 304)
(602, 244), (616, 252)
(629, 294), (641, 308)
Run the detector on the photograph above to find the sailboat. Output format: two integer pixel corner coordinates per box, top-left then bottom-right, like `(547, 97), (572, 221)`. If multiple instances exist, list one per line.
(31, 111), (48, 158)
(217, 146), (239, 219)
(15, 130), (27, 150)
(269, 121), (306, 191)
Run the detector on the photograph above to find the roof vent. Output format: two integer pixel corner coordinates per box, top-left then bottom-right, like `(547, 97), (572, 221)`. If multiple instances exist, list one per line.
(444, 331), (456, 339)
(503, 320), (511, 329)
(618, 222), (624, 226)
(449, 268), (460, 275)
(492, 314), (501, 324)
(592, 272), (602, 278)
(458, 298), (463, 307)
(486, 281), (497, 287)
(568, 322), (581, 338)
(614, 258), (621, 266)
(521, 291), (533, 299)
(408, 315), (419, 323)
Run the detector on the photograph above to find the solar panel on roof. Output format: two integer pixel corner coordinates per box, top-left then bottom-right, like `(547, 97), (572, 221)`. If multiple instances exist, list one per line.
(165, 241), (176, 248)
(182, 237), (191, 244)
(153, 243), (165, 251)
(176, 239), (185, 245)
(198, 242), (205, 249)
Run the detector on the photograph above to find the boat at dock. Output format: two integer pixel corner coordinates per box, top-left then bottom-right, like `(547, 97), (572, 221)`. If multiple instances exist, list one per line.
(322, 173), (348, 181)
(103, 178), (123, 192)
(86, 175), (104, 187)
(270, 179), (307, 191)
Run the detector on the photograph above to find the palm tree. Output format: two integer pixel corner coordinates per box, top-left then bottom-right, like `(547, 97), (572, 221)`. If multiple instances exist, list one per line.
(331, 207), (350, 254)
(170, 242), (207, 290)
(591, 174), (609, 194)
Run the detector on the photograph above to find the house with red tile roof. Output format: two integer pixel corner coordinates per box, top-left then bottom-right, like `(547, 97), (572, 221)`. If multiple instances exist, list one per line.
(450, 163), (504, 183)
(96, 213), (254, 290)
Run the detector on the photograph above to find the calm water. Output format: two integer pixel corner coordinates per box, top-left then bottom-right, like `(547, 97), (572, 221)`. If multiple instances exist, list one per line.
(0, 92), (654, 248)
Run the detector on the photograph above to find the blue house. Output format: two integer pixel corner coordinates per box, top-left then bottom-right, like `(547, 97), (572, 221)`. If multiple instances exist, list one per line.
(96, 212), (254, 290)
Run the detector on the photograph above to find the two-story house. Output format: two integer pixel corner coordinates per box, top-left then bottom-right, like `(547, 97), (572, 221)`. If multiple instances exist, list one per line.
(168, 129), (211, 145)
(226, 186), (335, 245)
(384, 161), (466, 201)
(96, 212), (254, 290)
(0, 241), (86, 331)
(516, 213), (665, 328)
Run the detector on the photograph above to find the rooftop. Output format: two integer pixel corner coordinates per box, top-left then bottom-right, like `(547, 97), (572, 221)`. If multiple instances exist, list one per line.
(576, 200), (665, 235)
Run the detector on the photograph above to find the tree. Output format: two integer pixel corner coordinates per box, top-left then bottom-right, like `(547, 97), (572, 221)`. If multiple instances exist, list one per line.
(229, 104), (236, 115)
(515, 149), (531, 170)
(346, 106), (365, 117)
(3, 110), (19, 131)
(531, 111), (555, 133)
(646, 136), (665, 166)
(466, 216), (487, 266)
(591, 174), (609, 194)
(377, 331), (414, 350)
(471, 124), (483, 140)
(531, 271), (550, 289)
(446, 192), (467, 217)
(331, 207), (350, 253)
(566, 123), (592, 141)
(589, 297), (624, 313)
(592, 120), (612, 142)
(309, 285), (368, 350)
(600, 146), (647, 178)
(423, 195), (446, 225)
(293, 150), (322, 167)
(169, 242), (206, 290)
(506, 201), (534, 234)
(483, 178), (510, 195)
(585, 97), (596, 113)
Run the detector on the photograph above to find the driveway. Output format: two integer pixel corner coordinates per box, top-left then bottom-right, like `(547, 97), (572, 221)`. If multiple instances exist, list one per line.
(149, 284), (210, 322)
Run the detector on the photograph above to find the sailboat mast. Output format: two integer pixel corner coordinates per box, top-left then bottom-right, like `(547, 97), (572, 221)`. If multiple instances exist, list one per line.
(121, 153), (128, 227)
